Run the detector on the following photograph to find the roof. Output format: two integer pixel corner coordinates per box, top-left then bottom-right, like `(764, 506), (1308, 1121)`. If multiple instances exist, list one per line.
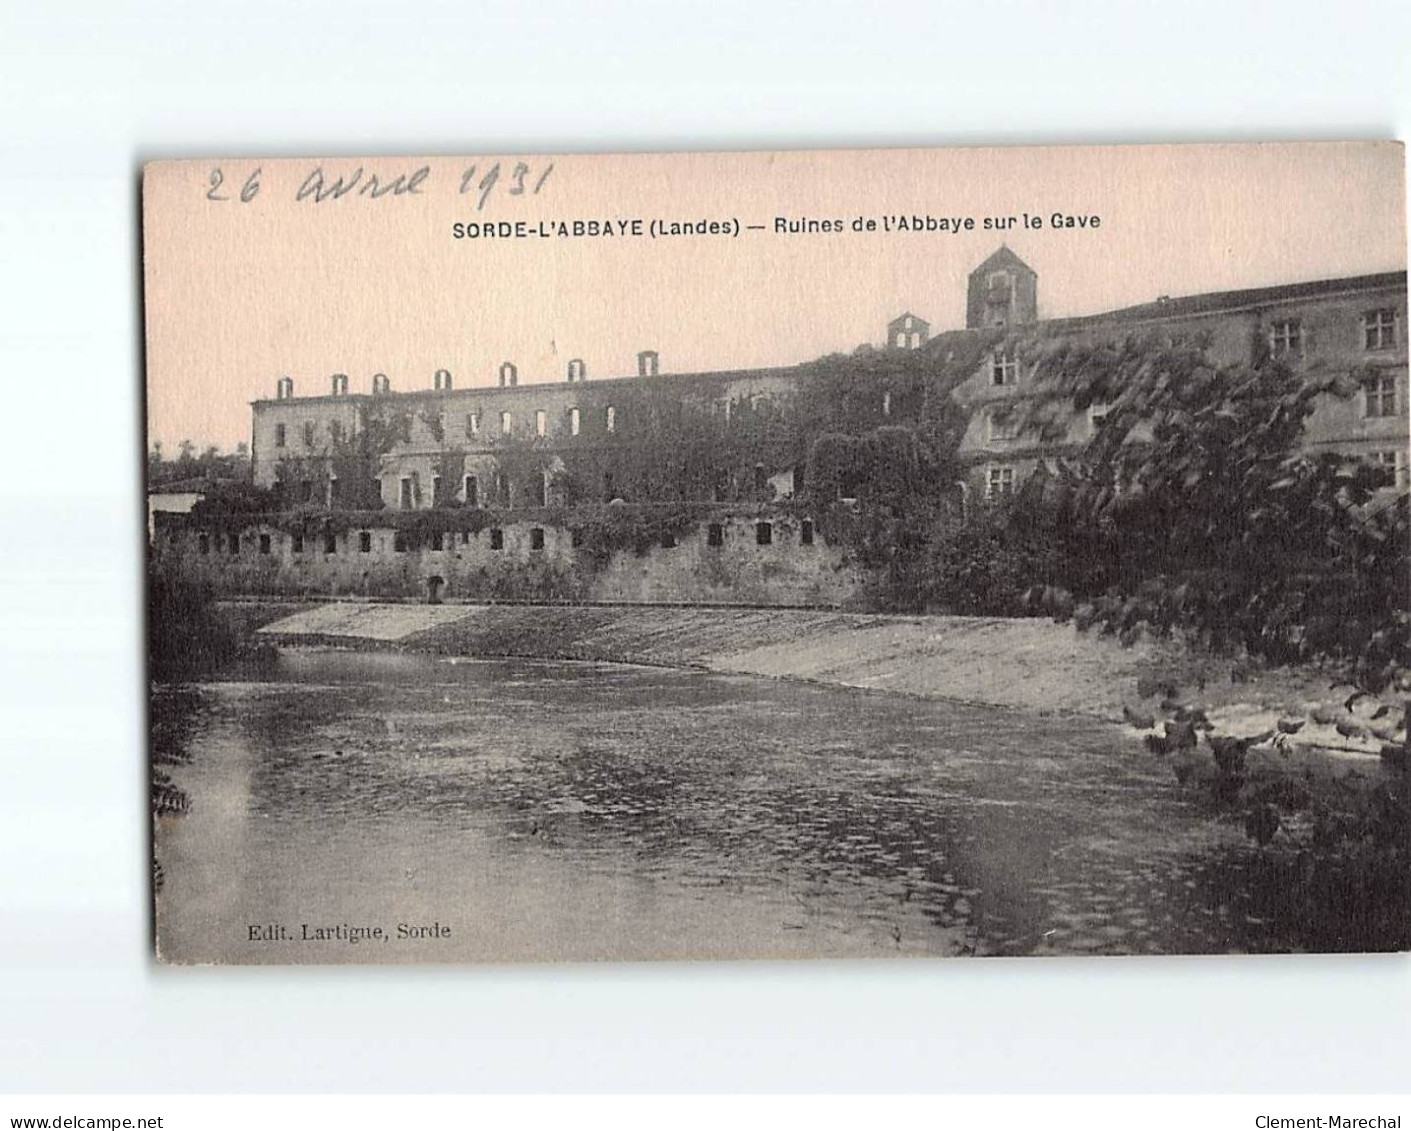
(887, 311), (930, 327)
(970, 245), (1035, 277)
(1050, 270), (1407, 330)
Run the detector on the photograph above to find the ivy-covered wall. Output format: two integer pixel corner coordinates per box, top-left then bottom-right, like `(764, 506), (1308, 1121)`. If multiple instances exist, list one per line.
(153, 506), (859, 607)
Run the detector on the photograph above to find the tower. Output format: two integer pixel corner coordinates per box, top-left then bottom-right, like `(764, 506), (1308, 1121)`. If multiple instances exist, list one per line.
(966, 246), (1038, 329)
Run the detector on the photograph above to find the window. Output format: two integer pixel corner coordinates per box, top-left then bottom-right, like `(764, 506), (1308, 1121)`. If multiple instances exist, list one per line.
(431, 475), (442, 505)
(467, 412), (481, 437)
(987, 408), (1020, 442)
(258, 533), (271, 555)
(329, 477), (341, 505)
(707, 523), (724, 548)
(394, 531), (407, 553)
(756, 521), (773, 546)
(882, 391), (892, 416)
(986, 465), (1016, 499)
(987, 269), (1011, 296)
(358, 531), (372, 553)
(990, 349), (1018, 386)
(497, 473), (511, 508)
(1089, 403), (1111, 432)
(570, 407), (580, 436)
(329, 420), (344, 443)
(571, 528), (584, 549)
(274, 423), (287, 448)
(535, 409), (547, 437)
(198, 533), (210, 555)
(1365, 372), (1397, 418)
(299, 479), (313, 504)
(1269, 319), (1302, 358)
(324, 530), (337, 554)
(227, 533), (240, 555)
(464, 475), (479, 507)
(800, 519), (815, 546)
(1364, 309), (1398, 351)
(368, 479), (381, 505)
(603, 471), (615, 501)
(606, 405), (617, 433)
(430, 531), (444, 552)
(535, 472), (549, 508)
(489, 528), (504, 551)
(501, 410), (512, 435)
(303, 421), (316, 447)
(754, 464), (768, 492)
(1370, 450), (1409, 489)
(292, 532), (304, 554)
(400, 478), (413, 509)
(530, 527), (545, 551)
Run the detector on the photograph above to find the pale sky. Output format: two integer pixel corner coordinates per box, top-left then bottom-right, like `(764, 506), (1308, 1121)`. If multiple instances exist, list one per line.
(143, 142), (1406, 451)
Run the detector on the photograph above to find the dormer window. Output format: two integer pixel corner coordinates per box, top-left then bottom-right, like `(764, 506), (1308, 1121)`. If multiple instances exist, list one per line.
(990, 349), (1018, 386)
(1364, 309), (1398, 351)
(1269, 319), (1303, 358)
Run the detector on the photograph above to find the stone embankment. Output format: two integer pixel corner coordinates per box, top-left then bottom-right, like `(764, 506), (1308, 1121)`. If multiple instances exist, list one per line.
(251, 600), (1406, 766)
(257, 602), (1163, 717)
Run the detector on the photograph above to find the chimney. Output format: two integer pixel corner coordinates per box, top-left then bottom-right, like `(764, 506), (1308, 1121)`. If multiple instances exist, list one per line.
(567, 358), (586, 383)
(434, 368), (452, 391)
(331, 373), (349, 396)
(372, 372), (391, 395)
(276, 375), (294, 400)
(637, 349), (659, 377)
(499, 361), (518, 388)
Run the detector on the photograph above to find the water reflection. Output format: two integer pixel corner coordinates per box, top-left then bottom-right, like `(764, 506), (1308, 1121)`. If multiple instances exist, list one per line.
(154, 650), (1309, 963)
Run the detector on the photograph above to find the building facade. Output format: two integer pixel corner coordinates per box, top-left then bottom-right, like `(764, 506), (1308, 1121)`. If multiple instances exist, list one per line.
(246, 248), (1407, 516)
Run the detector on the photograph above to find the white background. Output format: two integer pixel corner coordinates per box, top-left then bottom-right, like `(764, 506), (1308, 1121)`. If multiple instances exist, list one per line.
(1, 0), (1408, 1094)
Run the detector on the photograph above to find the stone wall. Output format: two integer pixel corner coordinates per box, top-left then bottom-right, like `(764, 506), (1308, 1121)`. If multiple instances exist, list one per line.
(153, 508), (859, 608)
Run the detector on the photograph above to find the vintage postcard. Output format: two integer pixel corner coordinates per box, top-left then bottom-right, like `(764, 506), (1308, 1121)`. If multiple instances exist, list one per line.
(144, 143), (1409, 964)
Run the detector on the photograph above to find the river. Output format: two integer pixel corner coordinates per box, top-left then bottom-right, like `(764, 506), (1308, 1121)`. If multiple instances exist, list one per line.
(152, 648), (1320, 963)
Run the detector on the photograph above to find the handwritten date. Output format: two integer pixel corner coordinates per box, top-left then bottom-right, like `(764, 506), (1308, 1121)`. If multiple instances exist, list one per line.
(202, 161), (553, 210)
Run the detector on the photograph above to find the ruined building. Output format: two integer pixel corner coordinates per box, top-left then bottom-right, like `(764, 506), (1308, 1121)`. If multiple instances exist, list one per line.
(158, 248), (1407, 605)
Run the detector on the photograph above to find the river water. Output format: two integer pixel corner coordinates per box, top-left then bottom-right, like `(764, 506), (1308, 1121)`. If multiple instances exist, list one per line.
(153, 649), (1316, 963)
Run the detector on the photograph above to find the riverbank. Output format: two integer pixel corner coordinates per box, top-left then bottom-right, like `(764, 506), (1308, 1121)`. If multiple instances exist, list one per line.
(244, 600), (1397, 732)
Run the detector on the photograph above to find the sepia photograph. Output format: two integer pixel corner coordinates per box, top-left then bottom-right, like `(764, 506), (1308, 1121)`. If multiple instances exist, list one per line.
(142, 143), (1409, 965)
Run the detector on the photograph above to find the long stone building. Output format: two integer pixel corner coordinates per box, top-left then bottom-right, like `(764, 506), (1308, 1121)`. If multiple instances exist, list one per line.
(153, 247), (1407, 606)
(247, 246), (1408, 510)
